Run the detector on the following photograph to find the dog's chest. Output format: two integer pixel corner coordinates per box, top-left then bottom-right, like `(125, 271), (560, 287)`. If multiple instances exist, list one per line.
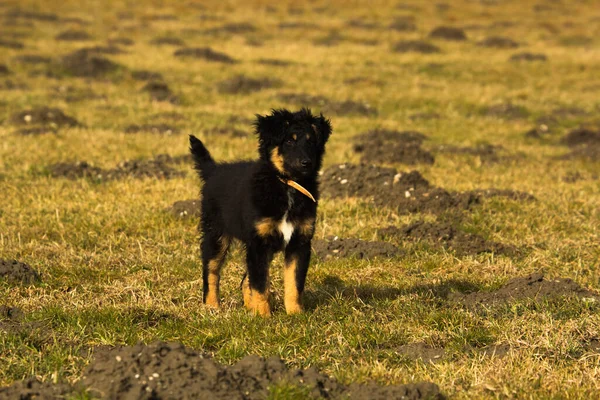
(277, 192), (294, 245)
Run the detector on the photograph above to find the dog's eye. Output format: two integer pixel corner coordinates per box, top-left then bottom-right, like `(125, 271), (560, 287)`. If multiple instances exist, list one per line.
(285, 139), (295, 146)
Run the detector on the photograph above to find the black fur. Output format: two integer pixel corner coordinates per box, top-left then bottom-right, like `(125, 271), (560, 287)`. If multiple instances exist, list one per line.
(190, 108), (332, 315)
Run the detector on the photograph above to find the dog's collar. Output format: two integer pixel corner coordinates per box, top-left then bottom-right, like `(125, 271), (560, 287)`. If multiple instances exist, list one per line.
(278, 177), (316, 203)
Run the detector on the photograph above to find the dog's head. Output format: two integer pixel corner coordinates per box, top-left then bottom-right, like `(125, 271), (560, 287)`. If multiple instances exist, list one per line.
(255, 108), (332, 180)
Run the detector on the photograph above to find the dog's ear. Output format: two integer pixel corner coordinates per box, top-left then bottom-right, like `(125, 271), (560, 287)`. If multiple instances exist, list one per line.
(312, 113), (332, 148)
(254, 109), (292, 146)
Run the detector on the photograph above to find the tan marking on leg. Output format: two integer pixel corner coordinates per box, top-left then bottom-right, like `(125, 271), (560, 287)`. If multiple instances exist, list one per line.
(255, 217), (277, 238)
(284, 256), (303, 314)
(204, 236), (230, 310)
(270, 147), (286, 175)
(249, 290), (271, 317)
(297, 217), (315, 237)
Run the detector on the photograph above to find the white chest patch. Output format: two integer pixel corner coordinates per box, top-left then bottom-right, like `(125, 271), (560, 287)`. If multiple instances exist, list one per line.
(278, 212), (294, 245)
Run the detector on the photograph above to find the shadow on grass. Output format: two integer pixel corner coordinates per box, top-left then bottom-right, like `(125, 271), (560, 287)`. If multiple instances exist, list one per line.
(304, 274), (480, 309)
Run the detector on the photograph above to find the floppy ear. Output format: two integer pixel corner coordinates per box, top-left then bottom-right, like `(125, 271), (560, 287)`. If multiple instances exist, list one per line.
(254, 109), (292, 147)
(312, 113), (332, 147)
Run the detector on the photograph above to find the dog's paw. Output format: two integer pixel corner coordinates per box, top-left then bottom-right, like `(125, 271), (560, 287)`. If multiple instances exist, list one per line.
(284, 302), (303, 315)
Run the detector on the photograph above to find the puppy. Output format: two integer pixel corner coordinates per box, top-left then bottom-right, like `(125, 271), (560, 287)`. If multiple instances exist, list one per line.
(189, 108), (332, 316)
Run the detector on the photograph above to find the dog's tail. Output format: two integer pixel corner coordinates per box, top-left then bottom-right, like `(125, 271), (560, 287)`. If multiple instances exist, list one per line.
(189, 135), (216, 180)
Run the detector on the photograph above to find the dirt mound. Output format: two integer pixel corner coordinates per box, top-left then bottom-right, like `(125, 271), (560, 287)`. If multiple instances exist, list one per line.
(0, 64), (9, 75)
(141, 81), (179, 103)
(435, 144), (516, 164)
(174, 47), (237, 64)
(5, 8), (58, 21)
(131, 69), (164, 81)
(559, 146), (600, 161)
(347, 19), (380, 30)
(76, 341), (445, 400)
(217, 74), (282, 94)
(353, 129), (434, 165)
(206, 126), (248, 137)
(509, 52), (547, 62)
(108, 37), (134, 46)
(477, 36), (519, 48)
(276, 93), (376, 116)
(14, 54), (52, 64)
(380, 220), (517, 257)
(77, 45), (125, 55)
(48, 155), (187, 181)
(48, 161), (104, 179)
(560, 128), (600, 147)
(55, 29), (92, 41)
(482, 103), (529, 120)
(314, 31), (379, 47)
(10, 106), (80, 134)
(124, 124), (179, 135)
(61, 48), (122, 78)
(205, 22), (257, 35)
(393, 40), (441, 54)
(0, 259), (41, 284)
(0, 39), (24, 49)
(313, 237), (401, 260)
(168, 199), (202, 218)
(256, 58), (294, 67)
(396, 343), (445, 363)
(449, 272), (599, 307)
(0, 377), (72, 400)
(429, 26), (467, 41)
(321, 164), (478, 215)
(389, 16), (417, 32)
(150, 36), (185, 46)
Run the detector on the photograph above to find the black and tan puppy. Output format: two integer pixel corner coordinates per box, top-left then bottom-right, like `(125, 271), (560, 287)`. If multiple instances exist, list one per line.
(189, 108), (332, 316)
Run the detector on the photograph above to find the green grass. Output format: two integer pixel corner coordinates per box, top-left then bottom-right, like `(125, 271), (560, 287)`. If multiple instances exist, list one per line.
(1, 0), (600, 398)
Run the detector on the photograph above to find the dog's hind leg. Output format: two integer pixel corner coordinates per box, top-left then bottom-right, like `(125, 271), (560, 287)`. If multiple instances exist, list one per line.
(283, 240), (311, 314)
(243, 242), (273, 317)
(201, 233), (230, 309)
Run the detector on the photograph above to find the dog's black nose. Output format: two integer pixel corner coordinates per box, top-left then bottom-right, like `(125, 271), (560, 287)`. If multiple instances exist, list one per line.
(300, 159), (311, 168)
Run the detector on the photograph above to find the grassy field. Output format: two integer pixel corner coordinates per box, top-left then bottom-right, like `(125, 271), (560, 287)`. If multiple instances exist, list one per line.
(1, 0), (600, 398)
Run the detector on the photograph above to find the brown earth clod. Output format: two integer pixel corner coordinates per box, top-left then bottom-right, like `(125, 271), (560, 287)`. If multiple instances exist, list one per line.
(174, 47), (237, 64)
(168, 199), (202, 219)
(218, 74), (282, 94)
(0, 259), (41, 284)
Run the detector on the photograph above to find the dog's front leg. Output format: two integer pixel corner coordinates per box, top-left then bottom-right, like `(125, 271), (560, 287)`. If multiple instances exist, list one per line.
(283, 239), (311, 314)
(243, 242), (273, 317)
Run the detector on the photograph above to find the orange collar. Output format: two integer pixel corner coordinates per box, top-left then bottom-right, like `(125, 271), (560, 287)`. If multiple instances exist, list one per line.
(278, 178), (316, 203)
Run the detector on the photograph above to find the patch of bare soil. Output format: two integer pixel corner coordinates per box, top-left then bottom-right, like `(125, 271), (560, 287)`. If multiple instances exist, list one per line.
(477, 36), (519, 48)
(429, 26), (467, 41)
(409, 112), (441, 121)
(218, 74), (282, 94)
(48, 154), (187, 181)
(150, 36), (185, 46)
(141, 81), (179, 104)
(389, 16), (417, 31)
(10, 106), (80, 134)
(314, 31), (379, 47)
(0, 260), (41, 284)
(0, 378), (72, 400)
(353, 129), (434, 165)
(0, 64), (9, 75)
(509, 52), (547, 62)
(313, 237), (401, 260)
(55, 29), (92, 41)
(321, 164), (478, 215)
(482, 103), (529, 120)
(5, 8), (58, 21)
(174, 47), (237, 64)
(168, 199), (202, 219)
(256, 58), (295, 67)
(321, 164), (533, 215)
(558, 128), (600, 161)
(346, 19), (380, 30)
(396, 343), (445, 363)
(124, 124), (179, 135)
(131, 69), (164, 81)
(449, 272), (599, 308)
(59, 342), (444, 400)
(0, 39), (24, 49)
(205, 22), (257, 35)
(393, 40), (441, 54)
(77, 45), (125, 55)
(107, 37), (134, 46)
(61, 48), (122, 78)
(435, 144), (519, 164)
(379, 220), (517, 257)
(14, 54), (51, 64)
